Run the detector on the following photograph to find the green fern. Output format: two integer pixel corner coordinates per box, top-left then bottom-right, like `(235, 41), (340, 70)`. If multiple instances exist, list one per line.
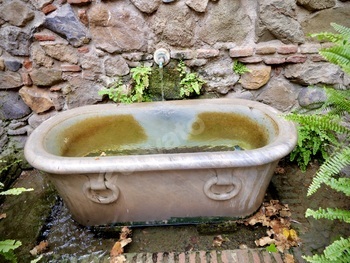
(325, 178), (350, 197)
(303, 237), (350, 263)
(306, 208), (350, 223)
(299, 23), (350, 263)
(310, 23), (350, 75)
(307, 147), (350, 196)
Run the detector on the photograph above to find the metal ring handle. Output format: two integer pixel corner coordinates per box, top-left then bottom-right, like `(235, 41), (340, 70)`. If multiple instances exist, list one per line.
(83, 180), (119, 204)
(203, 176), (242, 201)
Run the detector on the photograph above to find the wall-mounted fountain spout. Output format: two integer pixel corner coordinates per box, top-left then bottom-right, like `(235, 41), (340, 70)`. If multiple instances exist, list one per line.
(154, 48), (170, 68)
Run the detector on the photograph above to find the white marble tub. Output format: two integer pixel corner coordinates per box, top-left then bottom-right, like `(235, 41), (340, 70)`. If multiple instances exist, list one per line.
(24, 99), (297, 226)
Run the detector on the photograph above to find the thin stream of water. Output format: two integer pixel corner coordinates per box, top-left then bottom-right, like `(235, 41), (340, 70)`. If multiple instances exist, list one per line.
(159, 66), (165, 101)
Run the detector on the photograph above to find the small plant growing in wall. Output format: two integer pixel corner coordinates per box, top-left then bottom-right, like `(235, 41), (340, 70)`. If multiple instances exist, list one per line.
(232, 60), (251, 75)
(99, 65), (152, 103)
(177, 61), (205, 98)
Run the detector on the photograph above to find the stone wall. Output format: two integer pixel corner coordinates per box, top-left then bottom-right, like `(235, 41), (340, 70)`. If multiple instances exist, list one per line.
(1, 0), (350, 161)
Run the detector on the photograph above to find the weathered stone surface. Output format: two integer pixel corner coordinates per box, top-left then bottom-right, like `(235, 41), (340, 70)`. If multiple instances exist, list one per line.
(30, 0), (54, 9)
(130, 0), (161, 14)
(4, 61), (22, 72)
(258, 0), (305, 44)
(201, 58), (240, 94)
(151, 1), (195, 47)
(297, 0), (336, 11)
(298, 87), (327, 110)
(104, 56), (130, 77)
(19, 86), (54, 113)
(30, 68), (62, 86)
(0, 58), (4, 71)
(31, 43), (54, 68)
(240, 64), (271, 90)
(28, 111), (58, 129)
(44, 4), (90, 47)
(257, 77), (299, 112)
(41, 43), (79, 64)
(284, 61), (343, 86)
(0, 1), (35, 27)
(198, 0), (252, 45)
(0, 71), (22, 89)
(65, 79), (103, 108)
(89, 3), (150, 52)
(186, 0), (209, 12)
(302, 7), (350, 36)
(0, 91), (31, 120)
(0, 26), (31, 56)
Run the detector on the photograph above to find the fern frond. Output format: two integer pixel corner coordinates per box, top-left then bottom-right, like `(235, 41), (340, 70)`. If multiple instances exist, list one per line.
(303, 237), (350, 263)
(324, 237), (350, 261)
(307, 147), (350, 196)
(331, 23), (350, 41)
(306, 208), (350, 223)
(323, 88), (350, 115)
(320, 45), (350, 75)
(325, 178), (350, 196)
(285, 114), (350, 135)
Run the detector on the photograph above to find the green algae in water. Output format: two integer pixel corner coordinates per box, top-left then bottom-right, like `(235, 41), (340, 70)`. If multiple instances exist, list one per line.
(84, 144), (245, 157)
(60, 115), (147, 157)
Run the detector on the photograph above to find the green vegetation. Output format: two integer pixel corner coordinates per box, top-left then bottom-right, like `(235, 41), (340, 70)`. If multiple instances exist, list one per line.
(99, 65), (152, 103)
(177, 61), (205, 98)
(0, 160), (33, 263)
(232, 60), (251, 75)
(286, 23), (350, 263)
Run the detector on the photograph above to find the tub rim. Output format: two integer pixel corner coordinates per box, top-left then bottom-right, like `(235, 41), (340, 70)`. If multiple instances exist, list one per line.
(24, 98), (297, 174)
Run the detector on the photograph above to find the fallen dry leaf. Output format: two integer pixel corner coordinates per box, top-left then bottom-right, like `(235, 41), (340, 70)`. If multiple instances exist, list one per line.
(212, 235), (224, 247)
(0, 213), (6, 220)
(255, 236), (275, 246)
(284, 253), (295, 263)
(29, 240), (49, 256)
(110, 227), (132, 263)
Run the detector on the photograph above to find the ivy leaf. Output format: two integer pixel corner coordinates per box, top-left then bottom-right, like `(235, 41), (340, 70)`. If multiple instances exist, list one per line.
(0, 187), (34, 195)
(266, 243), (278, 253)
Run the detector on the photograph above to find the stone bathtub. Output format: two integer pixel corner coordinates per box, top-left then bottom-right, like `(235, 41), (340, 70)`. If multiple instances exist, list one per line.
(24, 99), (297, 226)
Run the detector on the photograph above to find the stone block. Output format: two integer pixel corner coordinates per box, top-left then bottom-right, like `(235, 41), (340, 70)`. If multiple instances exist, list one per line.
(34, 33), (56, 41)
(240, 64), (271, 90)
(0, 26), (31, 56)
(299, 43), (321, 54)
(238, 56), (263, 64)
(196, 49), (220, 59)
(44, 4), (90, 47)
(4, 60), (22, 72)
(41, 43), (79, 64)
(170, 50), (195, 60)
(285, 55), (307, 63)
(41, 4), (57, 14)
(0, 0), (35, 27)
(0, 71), (22, 89)
(277, 45), (298, 54)
(61, 64), (82, 72)
(229, 47), (254, 58)
(30, 68), (62, 86)
(130, 0), (162, 14)
(0, 90), (31, 120)
(186, 0), (209, 12)
(19, 86), (54, 113)
(263, 57), (286, 65)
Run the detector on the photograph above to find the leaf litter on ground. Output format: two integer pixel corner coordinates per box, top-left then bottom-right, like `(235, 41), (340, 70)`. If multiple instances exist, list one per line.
(241, 200), (300, 253)
(110, 226), (132, 263)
